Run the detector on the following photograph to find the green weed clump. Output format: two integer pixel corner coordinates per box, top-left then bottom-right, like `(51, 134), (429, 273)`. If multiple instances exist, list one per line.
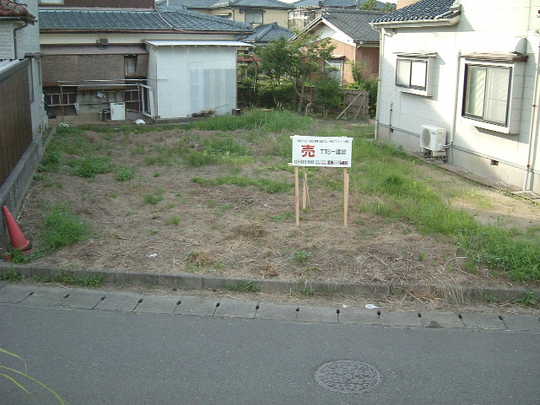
(292, 250), (312, 265)
(224, 281), (261, 293)
(42, 205), (91, 251)
(115, 166), (135, 182)
(187, 110), (312, 132)
(68, 156), (112, 178)
(192, 176), (290, 193)
(143, 192), (164, 205)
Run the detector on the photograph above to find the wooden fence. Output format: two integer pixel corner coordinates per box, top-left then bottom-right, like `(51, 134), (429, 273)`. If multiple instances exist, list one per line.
(0, 60), (33, 185)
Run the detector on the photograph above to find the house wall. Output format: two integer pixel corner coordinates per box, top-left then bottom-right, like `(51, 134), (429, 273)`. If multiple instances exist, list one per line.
(356, 46), (379, 78)
(0, 23), (16, 59)
(17, 0), (47, 140)
(148, 45), (237, 119)
(312, 23), (379, 84)
(207, 7), (289, 28)
(376, 0), (540, 192)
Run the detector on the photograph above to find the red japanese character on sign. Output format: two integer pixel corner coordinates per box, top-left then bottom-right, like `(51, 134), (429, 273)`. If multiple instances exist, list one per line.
(301, 145), (315, 158)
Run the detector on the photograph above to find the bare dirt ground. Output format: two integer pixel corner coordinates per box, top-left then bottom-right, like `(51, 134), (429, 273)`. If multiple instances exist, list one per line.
(13, 123), (540, 293)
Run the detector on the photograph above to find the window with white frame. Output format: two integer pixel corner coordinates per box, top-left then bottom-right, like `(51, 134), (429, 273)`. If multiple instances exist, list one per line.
(463, 64), (511, 127)
(396, 58), (428, 91)
(245, 9), (263, 25)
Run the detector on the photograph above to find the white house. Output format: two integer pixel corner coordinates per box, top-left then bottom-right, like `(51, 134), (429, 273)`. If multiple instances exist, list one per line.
(372, 0), (540, 194)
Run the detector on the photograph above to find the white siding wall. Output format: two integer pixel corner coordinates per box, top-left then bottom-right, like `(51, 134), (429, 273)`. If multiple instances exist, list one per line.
(149, 45), (237, 119)
(0, 23), (15, 59)
(377, 0), (540, 192)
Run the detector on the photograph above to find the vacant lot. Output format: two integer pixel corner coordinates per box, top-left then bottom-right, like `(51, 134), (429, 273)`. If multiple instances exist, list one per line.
(9, 111), (540, 288)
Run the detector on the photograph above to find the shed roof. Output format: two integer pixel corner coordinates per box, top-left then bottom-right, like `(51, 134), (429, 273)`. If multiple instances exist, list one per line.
(145, 39), (250, 46)
(242, 22), (292, 43)
(0, 0), (35, 22)
(39, 7), (252, 32)
(371, 0), (458, 24)
(321, 9), (383, 42)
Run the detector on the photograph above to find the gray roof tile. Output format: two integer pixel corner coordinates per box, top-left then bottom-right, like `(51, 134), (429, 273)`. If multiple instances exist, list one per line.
(322, 9), (384, 42)
(159, 0), (292, 9)
(39, 7), (252, 32)
(371, 0), (458, 23)
(242, 22), (292, 42)
(293, 0), (386, 9)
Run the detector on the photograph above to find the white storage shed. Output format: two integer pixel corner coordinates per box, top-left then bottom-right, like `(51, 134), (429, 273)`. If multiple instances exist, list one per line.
(144, 40), (250, 120)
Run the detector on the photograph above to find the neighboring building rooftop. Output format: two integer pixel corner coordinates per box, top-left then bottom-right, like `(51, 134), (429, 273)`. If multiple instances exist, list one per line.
(39, 7), (253, 32)
(0, 0), (35, 21)
(321, 8), (383, 42)
(157, 0), (292, 9)
(371, 0), (458, 23)
(293, 0), (386, 9)
(242, 22), (292, 43)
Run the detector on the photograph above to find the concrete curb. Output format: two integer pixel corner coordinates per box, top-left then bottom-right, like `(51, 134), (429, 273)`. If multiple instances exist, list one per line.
(0, 263), (539, 304)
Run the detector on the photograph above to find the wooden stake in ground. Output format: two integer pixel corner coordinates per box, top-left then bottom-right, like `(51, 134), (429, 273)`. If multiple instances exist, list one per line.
(343, 168), (349, 227)
(302, 170), (311, 210)
(294, 166), (300, 226)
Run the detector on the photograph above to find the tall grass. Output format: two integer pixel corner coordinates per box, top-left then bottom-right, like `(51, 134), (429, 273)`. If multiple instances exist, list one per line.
(347, 126), (540, 281)
(186, 110), (313, 132)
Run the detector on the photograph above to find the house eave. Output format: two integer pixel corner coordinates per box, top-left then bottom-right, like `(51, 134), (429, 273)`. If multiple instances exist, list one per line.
(371, 14), (460, 30)
(40, 29), (250, 35)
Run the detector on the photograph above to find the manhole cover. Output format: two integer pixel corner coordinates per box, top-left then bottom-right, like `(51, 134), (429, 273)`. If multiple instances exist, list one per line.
(314, 360), (381, 394)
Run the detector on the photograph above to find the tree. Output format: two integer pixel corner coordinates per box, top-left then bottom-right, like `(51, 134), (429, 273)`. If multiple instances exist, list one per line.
(257, 34), (335, 112)
(359, 0), (378, 10)
(288, 33), (335, 113)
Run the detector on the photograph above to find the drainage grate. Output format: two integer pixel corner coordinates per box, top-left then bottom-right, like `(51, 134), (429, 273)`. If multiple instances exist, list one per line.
(314, 360), (381, 394)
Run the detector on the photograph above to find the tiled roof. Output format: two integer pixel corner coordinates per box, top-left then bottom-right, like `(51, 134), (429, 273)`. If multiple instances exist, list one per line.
(293, 0), (386, 9)
(39, 7), (252, 32)
(371, 0), (458, 23)
(0, 0), (35, 22)
(158, 0), (292, 9)
(242, 22), (292, 43)
(322, 9), (383, 42)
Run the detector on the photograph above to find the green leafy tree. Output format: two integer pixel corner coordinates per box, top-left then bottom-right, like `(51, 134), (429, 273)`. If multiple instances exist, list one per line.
(288, 33), (335, 113)
(255, 38), (294, 107)
(360, 0), (378, 9)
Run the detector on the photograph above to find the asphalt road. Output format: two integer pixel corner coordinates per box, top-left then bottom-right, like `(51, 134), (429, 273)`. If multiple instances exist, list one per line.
(1, 298), (539, 405)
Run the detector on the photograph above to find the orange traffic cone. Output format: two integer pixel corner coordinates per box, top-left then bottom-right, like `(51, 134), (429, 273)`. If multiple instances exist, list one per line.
(2, 206), (31, 251)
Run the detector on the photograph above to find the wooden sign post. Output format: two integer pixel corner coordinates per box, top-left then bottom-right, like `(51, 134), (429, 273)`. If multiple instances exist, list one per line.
(290, 135), (353, 227)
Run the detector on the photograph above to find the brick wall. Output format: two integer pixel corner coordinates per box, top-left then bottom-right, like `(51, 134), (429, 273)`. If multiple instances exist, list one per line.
(40, 0), (154, 8)
(42, 54), (126, 84)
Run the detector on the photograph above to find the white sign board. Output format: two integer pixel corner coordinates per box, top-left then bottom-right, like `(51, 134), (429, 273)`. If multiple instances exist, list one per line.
(291, 136), (353, 168)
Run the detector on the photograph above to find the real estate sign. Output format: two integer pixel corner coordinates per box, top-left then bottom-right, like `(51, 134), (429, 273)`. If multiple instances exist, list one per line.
(291, 136), (353, 168)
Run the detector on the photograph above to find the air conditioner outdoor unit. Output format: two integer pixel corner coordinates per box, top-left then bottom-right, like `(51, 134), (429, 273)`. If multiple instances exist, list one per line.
(420, 125), (447, 156)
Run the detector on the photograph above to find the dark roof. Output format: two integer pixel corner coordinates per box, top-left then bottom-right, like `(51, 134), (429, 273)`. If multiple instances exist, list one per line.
(293, 0), (386, 9)
(39, 7), (252, 32)
(243, 22), (292, 43)
(158, 0), (292, 9)
(371, 0), (458, 23)
(0, 0), (35, 22)
(321, 9), (383, 42)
